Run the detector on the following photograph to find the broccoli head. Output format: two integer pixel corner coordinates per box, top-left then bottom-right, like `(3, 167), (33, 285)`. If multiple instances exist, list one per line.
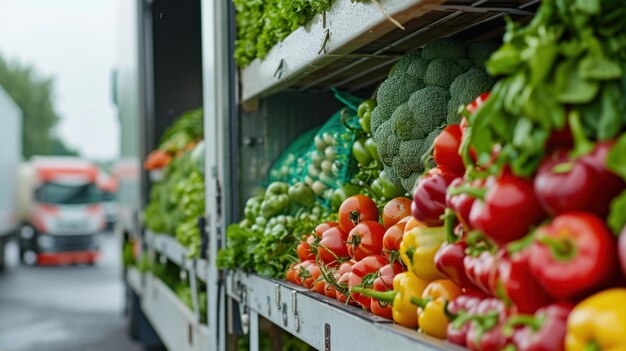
(422, 39), (466, 61)
(448, 68), (496, 122)
(424, 59), (465, 87)
(389, 49), (421, 77)
(468, 41), (500, 68)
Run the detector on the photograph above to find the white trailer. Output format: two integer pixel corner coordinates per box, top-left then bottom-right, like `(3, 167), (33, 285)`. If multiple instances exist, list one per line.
(0, 84), (22, 271)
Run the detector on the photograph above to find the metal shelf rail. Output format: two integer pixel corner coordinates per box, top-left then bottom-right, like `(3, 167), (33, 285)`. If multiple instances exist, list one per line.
(227, 271), (467, 351)
(240, 0), (537, 103)
(142, 273), (210, 351)
(144, 230), (208, 283)
(127, 266), (144, 296)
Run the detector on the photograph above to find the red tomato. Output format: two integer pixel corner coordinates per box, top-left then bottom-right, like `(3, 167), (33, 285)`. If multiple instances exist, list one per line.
(296, 235), (315, 261)
(370, 263), (403, 319)
(336, 271), (355, 305)
(338, 195), (379, 233)
(325, 260), (355, 299)
(433, 125), (465, 175)
(348, 255), (389, 310)
(382, 197), (412, 229)
(318, 226), (350, 266)
(314, 221), (339, 237)
(285, 260), (314, 286)
(347, 221), (386, 261)
(382, 221), (406, 261)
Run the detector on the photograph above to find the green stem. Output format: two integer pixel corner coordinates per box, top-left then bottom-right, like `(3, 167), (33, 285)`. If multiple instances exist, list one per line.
(538, 235), (577, 262)
(350, 287), (397, 304)
(569, 110), (594, 158)
(447, 185), (487, 199)
(583, 340), (601, 351)
(444, 208), (459, 243)
(358, 161), (381, 171)
(506, 230), (536, 253)
(503, 314), (542, 336)
(410, 297), (431, 309)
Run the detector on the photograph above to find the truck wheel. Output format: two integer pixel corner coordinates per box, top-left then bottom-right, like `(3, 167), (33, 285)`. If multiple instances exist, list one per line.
(20, 250), (37, 266)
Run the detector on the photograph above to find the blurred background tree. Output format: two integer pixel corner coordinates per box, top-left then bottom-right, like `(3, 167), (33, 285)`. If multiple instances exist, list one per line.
(0, 54), (78, 158)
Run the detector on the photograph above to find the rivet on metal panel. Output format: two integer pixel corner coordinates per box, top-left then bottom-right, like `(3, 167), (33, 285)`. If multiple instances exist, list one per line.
(281, 303), (288, 327)
(324, 323), (331, 351)
(275, 284), (281, 308)
(274, 59), (285, 79)
(318, 29), (330, 55)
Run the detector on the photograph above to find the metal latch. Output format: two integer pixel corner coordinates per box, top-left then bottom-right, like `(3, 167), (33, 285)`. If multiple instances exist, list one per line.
(292, 291), (300, 332)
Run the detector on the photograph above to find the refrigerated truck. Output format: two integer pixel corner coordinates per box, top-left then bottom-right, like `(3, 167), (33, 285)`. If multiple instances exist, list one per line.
(17, 157), (105, 265)
(97, 172), (118, 230)
(0, 85), (22, 272)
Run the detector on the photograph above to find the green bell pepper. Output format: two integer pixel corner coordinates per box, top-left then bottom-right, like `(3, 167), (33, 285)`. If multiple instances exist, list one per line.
(365, 138), (381, 163)
(331, 184), (362, 211)
(357, 99), (377, 133)
(352, 138), (374, 166)
(379, 170), (405, 198)
(288, 182), (316, 207)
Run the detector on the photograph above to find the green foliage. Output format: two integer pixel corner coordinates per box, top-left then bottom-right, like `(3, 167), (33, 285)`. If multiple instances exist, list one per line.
(144, 111), (205, 258)
(0, 55), (76, 158)
(233, 0), (334, 67)
(371, 39), (497, 192)
(466, 0), (626, 177)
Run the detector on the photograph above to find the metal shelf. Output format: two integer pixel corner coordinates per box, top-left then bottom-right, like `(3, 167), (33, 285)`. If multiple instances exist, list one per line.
(144, 230), (208, 283)
(142, 273), (208, 351)
(226, 271), (466, 351)
(239, 0), (537, 103)
(127, 266), (143, 296)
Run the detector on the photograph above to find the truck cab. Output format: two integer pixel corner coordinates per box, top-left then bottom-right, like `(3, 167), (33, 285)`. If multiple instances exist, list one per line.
(18, 157), (106, 265)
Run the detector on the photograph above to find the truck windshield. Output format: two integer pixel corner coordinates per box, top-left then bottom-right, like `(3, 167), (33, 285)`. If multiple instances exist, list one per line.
(39, 182), (101, 205)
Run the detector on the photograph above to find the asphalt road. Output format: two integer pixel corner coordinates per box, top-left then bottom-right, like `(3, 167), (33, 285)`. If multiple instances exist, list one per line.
(0, 232), (142, 351)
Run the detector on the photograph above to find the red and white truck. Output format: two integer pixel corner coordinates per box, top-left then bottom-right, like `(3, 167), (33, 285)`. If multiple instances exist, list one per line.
(18, 156), (106, 265)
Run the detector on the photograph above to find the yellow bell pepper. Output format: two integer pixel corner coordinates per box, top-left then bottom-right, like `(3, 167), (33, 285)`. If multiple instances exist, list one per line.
(566, 288), (626, 351)
(400, 224), (446, 281)
(410, 279), (462, 339)
(352, 271), (429, 328)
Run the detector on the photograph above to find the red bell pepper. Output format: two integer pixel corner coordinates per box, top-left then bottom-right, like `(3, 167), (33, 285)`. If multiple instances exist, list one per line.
(617, 228), (626, 278)
(412, 168), (459, 226)
(529, 212), (617, 300)
(495, 248), (551, 314)
(433, 124), (465, 175)
(534, 113), (624, 218)
(469, 169), (545, 245)
(463, 233), (498, 295)
(370, 262), (403, 319)
(434, 218), (478, 290)
(506, 303), (572, 351)
(348, 255), (389, 310)
(446, 293), (488, 346)
(465, 298), (511, 351)
(534, 142), (624, 218)
(446, 177), (483, 230)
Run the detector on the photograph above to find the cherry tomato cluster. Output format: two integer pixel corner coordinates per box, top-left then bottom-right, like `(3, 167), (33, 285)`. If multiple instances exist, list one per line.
(287, 194), (412, 313)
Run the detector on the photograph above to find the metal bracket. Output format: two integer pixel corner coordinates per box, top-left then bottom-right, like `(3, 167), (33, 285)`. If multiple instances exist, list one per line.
(324, 323), (331, 351)
(291, 291), (300, 332)
(318, 29), (330, 55)
(273, 59), (285, 79)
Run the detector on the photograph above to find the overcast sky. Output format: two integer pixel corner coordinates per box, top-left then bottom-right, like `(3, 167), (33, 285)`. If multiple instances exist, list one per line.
(0, 0), (119, 160)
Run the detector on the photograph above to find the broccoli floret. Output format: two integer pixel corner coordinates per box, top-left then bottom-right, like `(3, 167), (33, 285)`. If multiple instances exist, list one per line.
(406, 57), (430, 80)
(389, 49), (421, 76)
(401, 173), (420, 193)
(406, 86), (449, 129)
(392, 156), (413, 178)
(374, 121), (400, 166)
(370, 103), (392, 135)
(458, 58), (472, 70)
(376, 75), (425, 116)
(448, 68), (495, 118)
(422, 39), (466, 61)
(446, 98), (464, 124)
(385, 167), (402, 189)
(424, 59), (465, 88)
(468, 41), (500, 68)
(390, 104), (427, 141)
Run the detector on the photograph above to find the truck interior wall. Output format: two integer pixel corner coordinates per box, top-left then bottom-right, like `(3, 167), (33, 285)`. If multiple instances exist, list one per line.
(149, 0), (203, 150)
(235, 92), (345, 212)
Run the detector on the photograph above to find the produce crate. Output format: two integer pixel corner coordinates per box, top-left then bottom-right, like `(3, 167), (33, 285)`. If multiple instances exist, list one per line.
(240, 0), (537, 102)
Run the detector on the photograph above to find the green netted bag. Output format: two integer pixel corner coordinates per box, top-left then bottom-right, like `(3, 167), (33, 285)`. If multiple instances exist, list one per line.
(267, 127), (320, 184)
(300, 91), (363, 207)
